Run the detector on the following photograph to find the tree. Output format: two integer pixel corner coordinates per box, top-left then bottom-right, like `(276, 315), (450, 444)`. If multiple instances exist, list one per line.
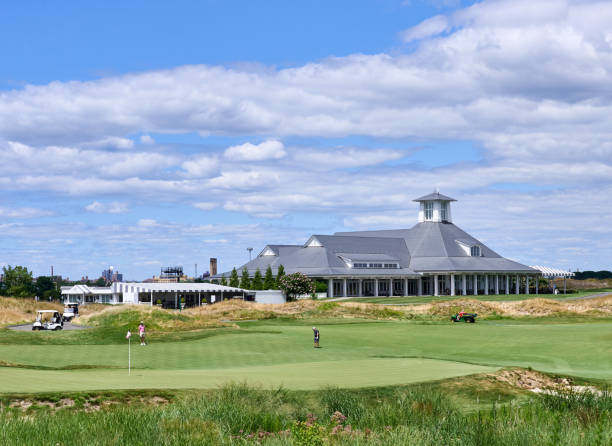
(229, 268), (239, 288)
(220, 275), (228, 286)
(35, 276), (59, 300)
(263, 265), (275, 290)
(94, 277), (107, 287)
(240, 268), (251, 289)
(278, 272), (315, 302)
(2, 265), (34, 298)
(251, 269), (263, 290)
(275, 264), (285, 289)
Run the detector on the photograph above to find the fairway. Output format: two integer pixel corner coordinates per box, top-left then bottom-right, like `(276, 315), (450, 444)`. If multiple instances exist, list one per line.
(1, 318), (611, 393)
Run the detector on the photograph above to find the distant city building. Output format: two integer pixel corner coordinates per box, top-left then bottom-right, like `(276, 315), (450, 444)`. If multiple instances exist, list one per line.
(209, 258), (218, 277)
(158, 266), (184, 283)
(101, 267), (123, 283)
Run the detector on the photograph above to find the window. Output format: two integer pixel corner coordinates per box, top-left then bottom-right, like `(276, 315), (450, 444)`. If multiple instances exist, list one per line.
(424, 202), (433, 220)
(370, 263), (383, 268)
(354, 263), (368, 268)
(384, 263), (398, 269)
(470, 245), (481, 257)
(440, 202), (448, 221)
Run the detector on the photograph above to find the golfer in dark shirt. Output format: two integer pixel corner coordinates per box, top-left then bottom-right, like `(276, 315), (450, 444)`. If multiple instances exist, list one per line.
(312, 326), (320, 348)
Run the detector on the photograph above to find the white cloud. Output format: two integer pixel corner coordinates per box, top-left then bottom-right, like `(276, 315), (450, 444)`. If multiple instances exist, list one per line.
(0, 207), (54, 218)
(85, 201), (129, 214)
(181, 155), (220, 178)
(140, 134), (155, 144)
(137, 219), (158, 227)
(224, 140), (286, 161)
(192, 202), (218, 211)
(401, 14), (449, 42)
(294, 147), (405, 169)
(85, 137), (134, 150)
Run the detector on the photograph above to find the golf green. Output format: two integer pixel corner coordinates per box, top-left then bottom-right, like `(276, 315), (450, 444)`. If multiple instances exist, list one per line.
(0, 358), (497, 392)
(0, 319), (610, 393)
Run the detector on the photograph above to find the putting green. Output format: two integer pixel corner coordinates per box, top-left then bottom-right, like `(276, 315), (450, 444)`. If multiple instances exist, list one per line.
(1, 318), (611, 393)
(0, 358), (496, 392)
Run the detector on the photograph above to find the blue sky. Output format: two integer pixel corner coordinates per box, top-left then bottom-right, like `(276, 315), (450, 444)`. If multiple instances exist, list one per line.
(1, 0), (611, 280)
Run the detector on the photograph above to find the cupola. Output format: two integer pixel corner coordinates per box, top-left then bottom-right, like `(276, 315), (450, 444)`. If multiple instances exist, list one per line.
(413, 190), (456, 223)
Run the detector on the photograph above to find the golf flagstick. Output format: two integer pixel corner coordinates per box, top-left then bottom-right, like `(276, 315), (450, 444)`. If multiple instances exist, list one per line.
(126, 330), (132, 375)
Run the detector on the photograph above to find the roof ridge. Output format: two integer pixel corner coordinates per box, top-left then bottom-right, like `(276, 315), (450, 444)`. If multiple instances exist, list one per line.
(319, 234), (407, 241)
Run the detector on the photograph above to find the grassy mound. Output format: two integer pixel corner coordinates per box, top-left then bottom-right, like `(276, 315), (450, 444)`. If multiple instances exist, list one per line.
(0, 297), (62, 326)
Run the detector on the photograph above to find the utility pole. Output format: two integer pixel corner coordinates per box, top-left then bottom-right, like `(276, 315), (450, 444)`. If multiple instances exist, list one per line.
(247, 247), (253, 261)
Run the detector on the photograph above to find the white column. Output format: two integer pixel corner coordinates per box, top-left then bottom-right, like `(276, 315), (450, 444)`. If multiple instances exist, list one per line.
(175, 292), (178, 309)
(495, 275), (499, 295)
(506, 275), (510, 295)
(389, 278), (393, 296)
(515, 275), (519, 295)
(484, 275), (489, 295)
(434, 274), (439, 296)
(403, 278), (408, 296)
(526, 275), (530, 295)
(473, 275), (478, 295)
(536, 276), (539, 294)
(450, 274), (455, 296)
(417, 277), (422, 296)
(374, 278), (379, 297)
(462, 274), (466, 296)
(342, 278), (347, 297)
(150, 291), (153, 307)
(198, 291), (201, 306)
(358, 279), (363, 297)
(328, 278), (334, 298)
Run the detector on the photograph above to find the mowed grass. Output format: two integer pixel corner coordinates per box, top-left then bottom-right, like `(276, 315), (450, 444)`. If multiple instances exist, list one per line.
(1, 317), (611, 393)
(342, 288), (612, 305)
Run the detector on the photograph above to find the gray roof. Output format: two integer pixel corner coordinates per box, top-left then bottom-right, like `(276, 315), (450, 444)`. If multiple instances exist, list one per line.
(216, 221), (536, 278)
(335, 222), (535, 273)
(413, 192), (456, 202)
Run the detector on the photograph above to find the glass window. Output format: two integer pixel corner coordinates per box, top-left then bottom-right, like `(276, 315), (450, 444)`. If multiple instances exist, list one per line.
(424, 202), (433, 220)
(440, 202), (448, 221)
(470, 246), (481, 257)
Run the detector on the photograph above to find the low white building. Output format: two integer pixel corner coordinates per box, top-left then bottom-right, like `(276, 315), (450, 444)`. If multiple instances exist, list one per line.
(62, 282), (247, 308)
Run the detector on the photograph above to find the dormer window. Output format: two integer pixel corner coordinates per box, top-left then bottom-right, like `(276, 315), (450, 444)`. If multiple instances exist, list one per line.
(470, 245), (481, 257)
(424, 202), (433, 220)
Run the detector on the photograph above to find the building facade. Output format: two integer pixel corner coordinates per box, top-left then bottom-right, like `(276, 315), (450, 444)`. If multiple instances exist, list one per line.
(218, 192), (541, 297)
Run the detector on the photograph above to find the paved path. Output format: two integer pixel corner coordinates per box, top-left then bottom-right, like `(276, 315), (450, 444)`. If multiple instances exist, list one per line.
(8, 322), (90, 331)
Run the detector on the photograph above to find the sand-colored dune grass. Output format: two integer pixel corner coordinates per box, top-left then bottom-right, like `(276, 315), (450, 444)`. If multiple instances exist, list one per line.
(0, 297), (63, 326)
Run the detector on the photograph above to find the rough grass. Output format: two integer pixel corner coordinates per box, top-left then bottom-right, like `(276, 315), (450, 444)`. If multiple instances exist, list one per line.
(3, 295), (612, 335)
(0, 297), (62, 325)
(0, 376), (610, 445)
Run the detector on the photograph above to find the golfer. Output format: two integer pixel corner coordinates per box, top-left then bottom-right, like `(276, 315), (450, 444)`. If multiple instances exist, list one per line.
(138, 321), (146, 346)
(312, 326), (320, 348)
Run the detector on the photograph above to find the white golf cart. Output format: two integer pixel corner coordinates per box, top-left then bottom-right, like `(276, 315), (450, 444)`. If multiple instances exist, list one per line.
(32, 310), (64, 331)
(63, 303), (79, 322)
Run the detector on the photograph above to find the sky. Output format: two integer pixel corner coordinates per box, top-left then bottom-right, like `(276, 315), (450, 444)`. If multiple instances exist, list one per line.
(1, 0), (611, 280)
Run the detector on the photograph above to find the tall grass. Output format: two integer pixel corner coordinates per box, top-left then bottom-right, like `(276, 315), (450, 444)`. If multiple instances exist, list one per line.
(1, 384), (610, 445)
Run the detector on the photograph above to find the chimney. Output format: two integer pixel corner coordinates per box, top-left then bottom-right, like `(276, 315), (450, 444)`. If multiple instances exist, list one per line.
(209, 258), (217, 277)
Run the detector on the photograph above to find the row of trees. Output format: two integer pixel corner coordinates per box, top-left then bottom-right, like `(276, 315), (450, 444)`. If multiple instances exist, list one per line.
(216, 265), (317, 302)
(219, 265), (286, 290)
(0, 265), (60, 299)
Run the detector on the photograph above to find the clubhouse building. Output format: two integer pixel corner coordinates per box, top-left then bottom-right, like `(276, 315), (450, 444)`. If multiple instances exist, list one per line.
(219, 192), (541, 298)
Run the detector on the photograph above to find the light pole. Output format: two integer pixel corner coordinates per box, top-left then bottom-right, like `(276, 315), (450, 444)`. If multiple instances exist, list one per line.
(247, 247), (253, 261)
